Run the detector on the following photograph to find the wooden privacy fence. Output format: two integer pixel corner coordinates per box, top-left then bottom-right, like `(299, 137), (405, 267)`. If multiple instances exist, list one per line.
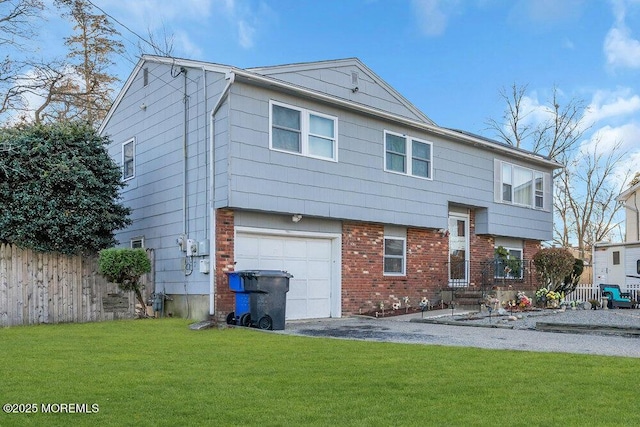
(0, 244), (154, 327)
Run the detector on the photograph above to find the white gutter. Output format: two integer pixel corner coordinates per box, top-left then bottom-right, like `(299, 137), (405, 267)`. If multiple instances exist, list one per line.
(209, 71), (235, 318)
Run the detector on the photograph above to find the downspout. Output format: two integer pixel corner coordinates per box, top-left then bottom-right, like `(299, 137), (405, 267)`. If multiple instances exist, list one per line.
(202, 67), (208, 240)
(182, 67), (189, 239)
(635, 192), (639, 242)
(209, 72), (235, 318)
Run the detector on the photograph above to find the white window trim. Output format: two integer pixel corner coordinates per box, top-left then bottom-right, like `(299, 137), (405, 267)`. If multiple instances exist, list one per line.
(383, 236), (406, 276)
(383, 130), (433, 180)
(495, 160), (550, 211)
(122, 138), (135, 181)
(131, 237), (145, 249)
(494, 246), (523, 279)
(269, 100), (338, 162)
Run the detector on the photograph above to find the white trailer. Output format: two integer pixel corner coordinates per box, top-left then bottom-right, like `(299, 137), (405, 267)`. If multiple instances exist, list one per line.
(593, 242), (640, 299)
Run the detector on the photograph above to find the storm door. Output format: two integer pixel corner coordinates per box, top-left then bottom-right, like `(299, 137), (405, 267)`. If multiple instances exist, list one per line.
(448, 214), (469, 287)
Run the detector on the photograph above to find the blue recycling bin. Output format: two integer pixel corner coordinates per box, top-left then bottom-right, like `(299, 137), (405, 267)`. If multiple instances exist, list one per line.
(225, 272), (252, 326)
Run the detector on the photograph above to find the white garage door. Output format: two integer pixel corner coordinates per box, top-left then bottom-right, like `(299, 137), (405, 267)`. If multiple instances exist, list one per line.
(235, 233), (333, 320)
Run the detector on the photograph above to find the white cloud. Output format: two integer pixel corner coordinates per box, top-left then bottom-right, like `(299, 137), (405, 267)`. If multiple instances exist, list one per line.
(519, 93), (556, 126)
(580, 122), (640, 157)
(237, 20), (256, 49)
(604, 26), (640, 69)
(95, 0), (265, 51)
(604, 0), (640, 69)
(583, 88), (640, 125)
(173, 30), (203, 58)
(412, 0), (460, 37)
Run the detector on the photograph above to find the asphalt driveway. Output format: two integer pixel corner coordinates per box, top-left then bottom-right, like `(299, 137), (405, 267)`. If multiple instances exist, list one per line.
(277, 309), (640, 358)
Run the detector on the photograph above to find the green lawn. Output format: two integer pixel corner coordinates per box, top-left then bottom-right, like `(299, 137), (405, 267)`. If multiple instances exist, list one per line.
(0, 319), (637, 426)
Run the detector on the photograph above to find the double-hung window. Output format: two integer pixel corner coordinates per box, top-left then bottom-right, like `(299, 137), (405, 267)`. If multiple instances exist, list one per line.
(122, 138), (135, 180)
(270, 101), (337, 161)
(383, 237), (406, 275)
(384, 131), (432, 179)
(496, 160), (549, 210)
(494, 247), (523, 279)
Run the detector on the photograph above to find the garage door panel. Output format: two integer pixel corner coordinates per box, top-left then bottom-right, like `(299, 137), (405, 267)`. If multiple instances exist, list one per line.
(284, 240), (307, 258)
(287, 279), (308, 299)
(282, 259), (308, 278)
(308, 280), (331, 299)
(308, 260), (331, 278)
(235, 237), (259, 258)
(307, 300), (330, 319)
(235, 232), (333, 320)
(258, 238), (284, 257)
(307, 239), (330, 254)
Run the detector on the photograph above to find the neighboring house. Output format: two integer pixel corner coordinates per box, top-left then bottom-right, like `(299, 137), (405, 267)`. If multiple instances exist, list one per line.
(618, 181), (640, 243)
(593, 182), (640, 293)
(100, 55), (560, 321)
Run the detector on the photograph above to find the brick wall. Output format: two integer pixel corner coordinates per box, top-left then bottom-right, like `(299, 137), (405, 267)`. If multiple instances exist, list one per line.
(215, 209), (543, 319)
(341, 221), (450, 315)
(468, 210), (494, 287)
(524, 239), (542, 289)
(215, 208), (235, 321)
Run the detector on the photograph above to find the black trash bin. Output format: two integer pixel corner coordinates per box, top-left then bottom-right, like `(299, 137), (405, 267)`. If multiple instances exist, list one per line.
(241, 270), (292, 330)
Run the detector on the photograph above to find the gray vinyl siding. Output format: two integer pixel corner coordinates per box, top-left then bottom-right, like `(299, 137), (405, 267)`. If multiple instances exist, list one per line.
(103, 63), (231, 295)
(103, 58), (555, 301)
(224, 81), (553, 241)
(248, 59), (433, 124)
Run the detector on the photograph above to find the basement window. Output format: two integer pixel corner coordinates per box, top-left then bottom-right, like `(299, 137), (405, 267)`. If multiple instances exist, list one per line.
(383, 237), (406, 276)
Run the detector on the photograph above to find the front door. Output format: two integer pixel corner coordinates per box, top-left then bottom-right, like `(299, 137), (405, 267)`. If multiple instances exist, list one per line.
(448, 214), (469, 287)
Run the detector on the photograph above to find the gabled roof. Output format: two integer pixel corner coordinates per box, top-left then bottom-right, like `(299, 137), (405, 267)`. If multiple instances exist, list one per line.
(246, 57), (436, 126)
(101, 55), (562, 169)
(617, 181), (640, 203)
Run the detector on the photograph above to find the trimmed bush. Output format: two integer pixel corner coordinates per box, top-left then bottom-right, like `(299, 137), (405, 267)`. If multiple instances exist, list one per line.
(98, 248), (151, 313)
(532, 248), (575, 292)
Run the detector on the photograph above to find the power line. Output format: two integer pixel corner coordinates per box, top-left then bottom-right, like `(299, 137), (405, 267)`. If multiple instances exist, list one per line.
(85, 0), (168, 57)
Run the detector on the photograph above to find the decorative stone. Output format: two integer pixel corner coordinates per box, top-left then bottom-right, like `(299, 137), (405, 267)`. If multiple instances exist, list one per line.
(508, 315), (517, 321)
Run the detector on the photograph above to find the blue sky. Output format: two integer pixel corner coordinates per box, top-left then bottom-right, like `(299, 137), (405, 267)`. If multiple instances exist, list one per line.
(30, 0), (640, 183)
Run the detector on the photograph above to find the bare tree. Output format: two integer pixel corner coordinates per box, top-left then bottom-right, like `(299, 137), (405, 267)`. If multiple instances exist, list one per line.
(57, 0), (123, 126)
(486, 84), (533, 150)
(487, 84), (587, 162)
(140, 23), (175, 56)
(488, 83), (628, 256)
(555, 140), (630, 258)
(0, 0), (45, 118)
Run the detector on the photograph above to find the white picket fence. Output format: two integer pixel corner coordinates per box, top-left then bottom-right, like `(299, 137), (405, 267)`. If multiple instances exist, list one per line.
(564, 283), (640, 302)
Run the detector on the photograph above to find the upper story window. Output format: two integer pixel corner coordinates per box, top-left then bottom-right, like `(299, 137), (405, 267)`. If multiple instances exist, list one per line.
(122, 138), (135, 181)
(131, 237), (144, 249)
(496, 160), (549, 210)
(270, 100), (337, 161)
(384, 131), (432, 179)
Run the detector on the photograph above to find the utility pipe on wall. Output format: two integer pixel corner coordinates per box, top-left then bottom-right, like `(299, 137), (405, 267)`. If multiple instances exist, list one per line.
(209, 72), (235, 318)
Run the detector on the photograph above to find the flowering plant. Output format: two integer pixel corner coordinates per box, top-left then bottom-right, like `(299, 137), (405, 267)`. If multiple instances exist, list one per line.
(516, 291), (531, 308)
(535, 287), (560, 301)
